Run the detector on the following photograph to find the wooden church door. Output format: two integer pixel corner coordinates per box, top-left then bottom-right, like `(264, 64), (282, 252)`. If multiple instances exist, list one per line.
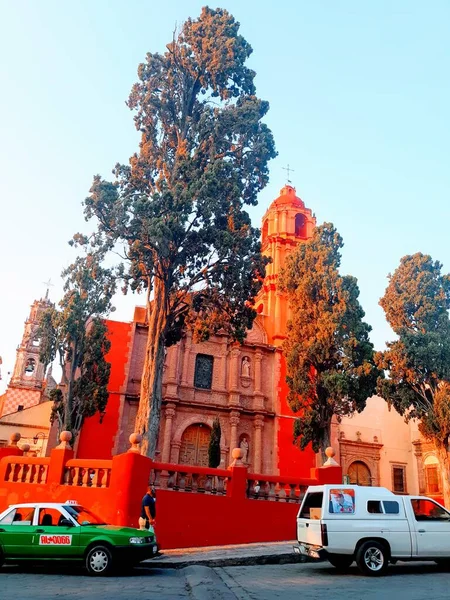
(179, 423), (211, 467)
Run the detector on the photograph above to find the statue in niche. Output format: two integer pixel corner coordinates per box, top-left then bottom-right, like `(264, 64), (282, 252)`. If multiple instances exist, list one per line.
(240, 437), (249, 464)
(241, 356), (251, 378)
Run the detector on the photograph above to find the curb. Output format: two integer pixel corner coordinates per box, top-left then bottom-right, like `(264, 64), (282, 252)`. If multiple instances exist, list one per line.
(144, 552), (307, 570)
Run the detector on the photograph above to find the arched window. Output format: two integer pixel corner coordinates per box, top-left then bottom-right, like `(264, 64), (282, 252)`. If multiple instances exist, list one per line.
(295, 213), (306, 237)
(194, 354), (214, 390)
(348, 461), (372, 486)
(24, 358), (36, 376)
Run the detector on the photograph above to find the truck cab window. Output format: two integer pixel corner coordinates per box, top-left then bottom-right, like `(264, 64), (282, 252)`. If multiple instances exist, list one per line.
(300, 492), (323, 518)
(411, 499), (450, 521)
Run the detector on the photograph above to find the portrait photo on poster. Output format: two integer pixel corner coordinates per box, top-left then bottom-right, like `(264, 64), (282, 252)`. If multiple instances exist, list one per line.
(329, 488), (355, 514)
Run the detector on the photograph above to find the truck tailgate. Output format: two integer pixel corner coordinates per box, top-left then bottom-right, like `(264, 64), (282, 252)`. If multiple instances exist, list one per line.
(297, 519), (322, 546)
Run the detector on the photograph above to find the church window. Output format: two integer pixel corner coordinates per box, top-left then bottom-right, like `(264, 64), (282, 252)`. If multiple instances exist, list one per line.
(24, 358), (36, 375)
(295, 213), (306, 237)
(194, 354), (214, 389)
(17, 405), (24, 412)
(392, 464), (407, 494)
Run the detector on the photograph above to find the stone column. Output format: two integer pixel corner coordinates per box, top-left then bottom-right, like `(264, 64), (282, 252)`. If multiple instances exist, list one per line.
(161, 403), (176, 463)
(253, 415), (265, 473)
(413, 441), (426, 494)
(170, 440), (182, 464)
(254, 352), (262, 393)
(229, 411), (240, 464)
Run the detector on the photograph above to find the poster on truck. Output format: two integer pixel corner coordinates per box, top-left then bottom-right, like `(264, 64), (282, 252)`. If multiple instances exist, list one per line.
(329, 488), (355, 513)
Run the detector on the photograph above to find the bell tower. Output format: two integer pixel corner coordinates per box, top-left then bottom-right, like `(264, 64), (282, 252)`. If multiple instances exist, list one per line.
(255, 184), (316, 345)
(0, 294), (53, 416)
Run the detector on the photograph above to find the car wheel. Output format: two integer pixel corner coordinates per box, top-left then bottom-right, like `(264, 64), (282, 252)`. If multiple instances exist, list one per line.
(356, 541), (388, 576)
(86, 545), (113, 576)
(328, 554), (353, 570)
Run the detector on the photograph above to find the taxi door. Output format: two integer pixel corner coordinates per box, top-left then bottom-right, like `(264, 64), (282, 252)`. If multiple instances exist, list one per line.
(0, 506), (37, 559)
(32, 507), (80, 558)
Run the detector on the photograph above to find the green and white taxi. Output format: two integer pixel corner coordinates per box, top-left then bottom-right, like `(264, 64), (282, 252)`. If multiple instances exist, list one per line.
(0, 502), (158, 575)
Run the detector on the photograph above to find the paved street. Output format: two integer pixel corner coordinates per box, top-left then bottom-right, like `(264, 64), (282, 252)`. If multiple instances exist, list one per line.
(2, 560), (450, 600)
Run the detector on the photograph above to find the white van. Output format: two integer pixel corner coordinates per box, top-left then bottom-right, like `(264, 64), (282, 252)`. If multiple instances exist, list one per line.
(295, 484), (450, 576)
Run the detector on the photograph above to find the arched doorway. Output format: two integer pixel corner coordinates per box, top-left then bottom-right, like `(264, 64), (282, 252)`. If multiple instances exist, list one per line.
(179, 423), (211, 467)
(348, 461), (372, 486)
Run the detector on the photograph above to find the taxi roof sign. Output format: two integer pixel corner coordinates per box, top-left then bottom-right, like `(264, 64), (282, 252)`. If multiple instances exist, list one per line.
(65, 500), (78, 505)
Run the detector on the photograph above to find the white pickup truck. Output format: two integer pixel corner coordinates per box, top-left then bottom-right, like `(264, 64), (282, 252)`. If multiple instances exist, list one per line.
(295, 484), (450, 575)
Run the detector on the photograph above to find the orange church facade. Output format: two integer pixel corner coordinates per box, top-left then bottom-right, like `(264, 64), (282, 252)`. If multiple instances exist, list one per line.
(77, 184), (318, 477)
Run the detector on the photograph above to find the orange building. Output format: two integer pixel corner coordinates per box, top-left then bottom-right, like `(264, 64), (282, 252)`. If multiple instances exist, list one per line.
(77, 184), (318, 477)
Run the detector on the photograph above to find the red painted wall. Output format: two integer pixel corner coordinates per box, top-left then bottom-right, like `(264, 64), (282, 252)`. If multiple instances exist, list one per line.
(276, 352), (316, 477)
(77, 320), (132, 459)
(0, 446), (342, 550)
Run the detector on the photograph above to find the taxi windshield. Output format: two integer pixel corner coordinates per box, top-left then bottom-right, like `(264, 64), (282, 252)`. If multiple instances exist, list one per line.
(64, 505), (106, 525)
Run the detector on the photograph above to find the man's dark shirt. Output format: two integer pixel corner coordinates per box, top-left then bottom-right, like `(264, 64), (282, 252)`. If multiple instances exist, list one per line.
(141, 493), (156, 520)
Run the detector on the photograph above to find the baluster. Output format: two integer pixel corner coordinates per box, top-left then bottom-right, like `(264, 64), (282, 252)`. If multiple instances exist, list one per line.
(17, 463), (25, 482)
(7, 464), (15, 483)
(298, 485), (307, 503)
(153, 469), (161, 489)
(41, 464), (48, 484)
(278, 483), (287, 502)
(204, 475), (213, 494)
(91, 469), (99, 488)
(81, 469), (89, 487)
(216, 476), (225, 496)
(25, 463), (34, 484)
(73, 467), (81, 486)
(178, 472), (187, 491)
(32, 465), (40, 484)
(268, 481), (277, 501)
(167, 471), (176, 489)
(191, 473), (199, 493)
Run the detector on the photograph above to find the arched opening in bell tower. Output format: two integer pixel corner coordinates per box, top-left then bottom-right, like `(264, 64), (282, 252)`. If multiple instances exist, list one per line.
(295, 213), (306, 238)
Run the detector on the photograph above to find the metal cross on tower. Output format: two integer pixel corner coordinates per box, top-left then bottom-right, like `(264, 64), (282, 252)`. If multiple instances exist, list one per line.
(42, 278), (54, 300)
(282, 164), (295, 184)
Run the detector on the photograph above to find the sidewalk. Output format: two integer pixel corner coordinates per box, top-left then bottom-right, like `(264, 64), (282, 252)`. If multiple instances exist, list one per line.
(145, 540), (305, 569)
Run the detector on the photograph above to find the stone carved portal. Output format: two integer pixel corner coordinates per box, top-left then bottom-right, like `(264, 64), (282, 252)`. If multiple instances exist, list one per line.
(340, 439), (383, 487)
(179, 423), (211, 467)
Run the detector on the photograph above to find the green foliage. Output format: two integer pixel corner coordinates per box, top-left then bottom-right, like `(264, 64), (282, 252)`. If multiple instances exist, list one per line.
(38, 251), (115, 440)
(376, 253), (450, 447)
(76, 7), (277, 456)
(279, 223), (378, 456)
(208, 418), (222, 468)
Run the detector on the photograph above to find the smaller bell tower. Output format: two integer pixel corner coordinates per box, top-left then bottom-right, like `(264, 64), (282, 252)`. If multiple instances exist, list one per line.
(0, 294), (53, 416)
(255, 184), (316, 345)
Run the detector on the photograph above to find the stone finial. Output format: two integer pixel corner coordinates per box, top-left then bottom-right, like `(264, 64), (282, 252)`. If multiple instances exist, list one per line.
(323, 447), (339, 467)
(21, 444), (31, 455)
(57, 431), (73, 449)
(9, 433), (21, 447)
(128, 433), (142, 453)
(230, 447), (244, 467)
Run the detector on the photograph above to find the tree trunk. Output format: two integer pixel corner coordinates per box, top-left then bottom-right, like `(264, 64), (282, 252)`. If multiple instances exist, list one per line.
(64, 340), (79, 433)
(135, 277), (168, 458)
(320, 425), (331, 465)
(436, 442), (450, 509)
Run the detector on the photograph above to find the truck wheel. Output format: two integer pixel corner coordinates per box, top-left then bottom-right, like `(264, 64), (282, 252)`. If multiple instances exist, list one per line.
(86, 545), (113, 576)
(328, 554), (353, 570)
(356, 541), (388, 576)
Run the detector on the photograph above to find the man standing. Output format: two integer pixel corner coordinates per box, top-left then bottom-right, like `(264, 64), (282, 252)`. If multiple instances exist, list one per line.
(139, 486), (156, 530)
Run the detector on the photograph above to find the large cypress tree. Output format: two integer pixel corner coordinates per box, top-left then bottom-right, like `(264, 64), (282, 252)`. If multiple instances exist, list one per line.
(377, 253), (450, 505)
(208, 418), (222, 468)
(279, 223), (378, 461)
(78, 7), (276, 457)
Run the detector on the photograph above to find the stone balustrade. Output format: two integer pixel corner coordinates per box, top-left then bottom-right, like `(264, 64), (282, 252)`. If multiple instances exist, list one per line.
(150, 461), (229, 495)
(4, 456), (50, 484)
(63, 459), (112, 488)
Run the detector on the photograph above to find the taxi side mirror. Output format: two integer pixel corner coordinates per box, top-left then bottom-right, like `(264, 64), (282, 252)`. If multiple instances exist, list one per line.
(60, 519), (74, 527)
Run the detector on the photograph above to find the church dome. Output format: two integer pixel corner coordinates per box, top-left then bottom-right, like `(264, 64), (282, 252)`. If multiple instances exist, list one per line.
(269, 185), (305, 209)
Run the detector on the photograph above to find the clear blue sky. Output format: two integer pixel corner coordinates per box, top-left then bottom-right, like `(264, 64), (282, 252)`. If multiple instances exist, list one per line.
(1, 1), (449, 392)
